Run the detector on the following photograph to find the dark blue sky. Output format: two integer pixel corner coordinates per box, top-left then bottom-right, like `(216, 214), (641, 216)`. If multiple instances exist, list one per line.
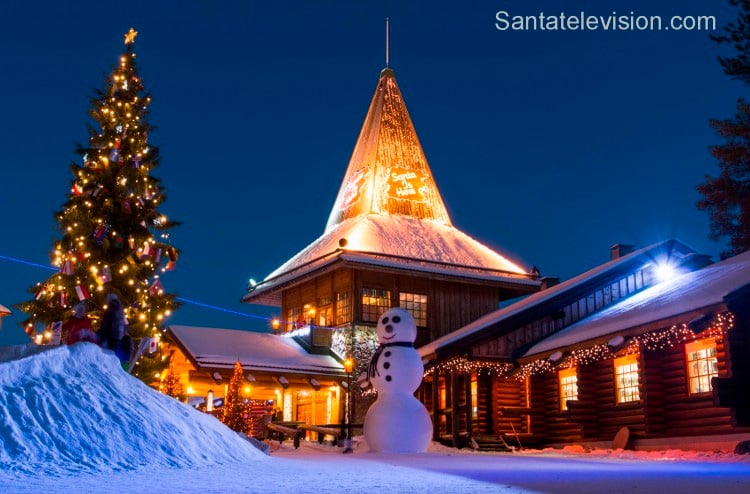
(0, 1), (740, 344)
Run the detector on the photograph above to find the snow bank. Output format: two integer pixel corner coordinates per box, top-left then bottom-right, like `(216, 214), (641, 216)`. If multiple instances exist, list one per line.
(0, 343), (268, 475)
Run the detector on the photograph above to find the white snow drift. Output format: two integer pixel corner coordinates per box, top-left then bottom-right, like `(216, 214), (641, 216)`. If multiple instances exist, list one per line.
(0, 343), (268, 476)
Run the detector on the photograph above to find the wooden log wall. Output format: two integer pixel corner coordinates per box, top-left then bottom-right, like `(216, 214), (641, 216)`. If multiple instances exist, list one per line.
(476, 373), (492, 435)
(570, 363), (600, 439)
(588, 357), (646, 441)
(492, 377), (530, 436)
(642, 348), (666, 435)
(655, 341), (738, 437)
(530, 374), (582, 443)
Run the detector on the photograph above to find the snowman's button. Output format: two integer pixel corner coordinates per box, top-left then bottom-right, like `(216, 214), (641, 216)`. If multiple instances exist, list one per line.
(385, 351), (391, 357)
(384, 362), (390, 369)
(385, 375), (392, 382)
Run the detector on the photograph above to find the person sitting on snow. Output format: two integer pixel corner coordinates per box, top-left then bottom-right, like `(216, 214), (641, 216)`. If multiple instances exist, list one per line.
(63, 303), (100, 345)
(99, 293), (126, 350)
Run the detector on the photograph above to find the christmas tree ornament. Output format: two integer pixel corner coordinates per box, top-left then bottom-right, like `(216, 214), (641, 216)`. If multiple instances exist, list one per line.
(124, 27), (138, 45)
(74, 285), (89, 301)
(61, 260), (74, 275)
(109, 148), (120, 162)
(113, 233), (125, 249)
(93, 224), (110, 245)
(133, 156), (142, 168)
(153, 248), (162, 264)
(140, 242), (153, 259)
(149, 278), (164, 296)
(121, 199), (132, 214)
(60, 291), (67, 307)
(71, 183), (83, 196)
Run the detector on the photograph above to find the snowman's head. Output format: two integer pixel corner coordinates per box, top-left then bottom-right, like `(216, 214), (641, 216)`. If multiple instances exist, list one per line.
(376, 307), (417, 345)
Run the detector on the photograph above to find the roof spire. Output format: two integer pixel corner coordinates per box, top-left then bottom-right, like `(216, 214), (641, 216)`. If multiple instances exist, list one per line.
(325, 67), (452, 230)
(385, 17), (390, 67)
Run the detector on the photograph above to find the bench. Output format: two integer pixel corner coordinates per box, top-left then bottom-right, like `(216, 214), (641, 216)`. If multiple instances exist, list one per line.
(297, 424), (343, 446)
(266, 422), (304, 449)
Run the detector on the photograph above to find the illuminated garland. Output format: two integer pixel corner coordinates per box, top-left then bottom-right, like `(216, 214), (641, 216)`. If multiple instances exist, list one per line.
(425, 355), (514, 377)
(512, 311), (735, 380)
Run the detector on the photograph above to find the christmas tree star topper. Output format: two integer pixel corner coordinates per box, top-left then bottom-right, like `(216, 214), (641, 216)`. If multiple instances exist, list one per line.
(124, 28), (138, 45)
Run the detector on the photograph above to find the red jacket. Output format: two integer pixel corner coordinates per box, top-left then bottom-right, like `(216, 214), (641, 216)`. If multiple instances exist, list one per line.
(63, 317), (100, 345)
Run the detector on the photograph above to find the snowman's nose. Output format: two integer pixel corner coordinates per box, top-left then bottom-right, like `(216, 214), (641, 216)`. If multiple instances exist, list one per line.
(385, 324), (394, 333)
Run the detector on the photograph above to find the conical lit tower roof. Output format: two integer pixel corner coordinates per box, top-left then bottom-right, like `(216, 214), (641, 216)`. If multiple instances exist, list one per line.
(245, 68), (536, 306)
(326, 68), (451, 229)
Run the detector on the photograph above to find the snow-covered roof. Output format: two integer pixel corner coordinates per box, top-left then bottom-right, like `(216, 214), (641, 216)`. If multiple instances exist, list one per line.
(418, 239), (699, 359)
(168, 325), (344, 377)
(521, 249), (750, 358)
(243, 68), (536, 306)
(244, 214), (535, 304)
(0, 304), (10, 316)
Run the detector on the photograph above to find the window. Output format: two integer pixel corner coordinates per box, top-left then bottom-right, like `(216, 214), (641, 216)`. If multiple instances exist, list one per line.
(471, 374), (478, 419)
(317, 297), (332, 326)
(399, 292), (428, 326)
(286, 307), (301, 331)
(686, 338), (718, 395)
(614, 354), (640, 403)
(334, 292), (351, 325)
(362, 288), (391, 322)
(559, 367), (578, 411)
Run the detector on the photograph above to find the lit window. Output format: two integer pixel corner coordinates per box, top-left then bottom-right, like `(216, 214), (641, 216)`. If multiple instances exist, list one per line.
(286, 307), (300, 331)
(559, 367), (578, 411)
(614, 354), (640, 403)
(334, 292), (351, 325)
(686, 338), (718, 395)
(399, 292), (428, 326)
(471, 374), (478, 419)
(362, 288), (391, 322)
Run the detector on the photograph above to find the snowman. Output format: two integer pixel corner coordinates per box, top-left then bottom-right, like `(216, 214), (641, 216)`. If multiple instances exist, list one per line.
(363, 307), (432, 453)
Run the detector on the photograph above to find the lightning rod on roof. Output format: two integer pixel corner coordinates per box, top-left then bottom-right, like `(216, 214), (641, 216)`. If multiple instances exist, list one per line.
(386, 16), (390, 67)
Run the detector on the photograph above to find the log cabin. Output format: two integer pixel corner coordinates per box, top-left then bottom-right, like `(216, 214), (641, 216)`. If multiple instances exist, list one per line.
(418, 242), (750, 451)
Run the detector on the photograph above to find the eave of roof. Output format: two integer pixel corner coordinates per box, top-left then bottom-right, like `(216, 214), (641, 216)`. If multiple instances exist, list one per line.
(417, 239), (700, 360)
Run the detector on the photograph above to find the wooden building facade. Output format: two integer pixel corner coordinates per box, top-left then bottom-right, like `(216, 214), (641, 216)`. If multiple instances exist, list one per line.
(419, 242), (750, 450)
(242, 66), (540, 423)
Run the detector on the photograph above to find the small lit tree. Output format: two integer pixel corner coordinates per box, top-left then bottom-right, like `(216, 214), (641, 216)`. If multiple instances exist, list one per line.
(221, 361), (249, 433)
(161, 363), (185, 401)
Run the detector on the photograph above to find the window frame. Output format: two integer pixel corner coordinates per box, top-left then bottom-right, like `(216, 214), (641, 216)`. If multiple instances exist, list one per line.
(685, 338), (719, 396)
(361, 287), (391, 323)
(398, 291), (428, 327)
(558, 366), (578, 411)
(613, 354), (641, 404)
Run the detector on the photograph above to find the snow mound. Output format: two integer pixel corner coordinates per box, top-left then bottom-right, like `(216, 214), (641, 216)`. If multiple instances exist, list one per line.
(0, 343), (268, 475)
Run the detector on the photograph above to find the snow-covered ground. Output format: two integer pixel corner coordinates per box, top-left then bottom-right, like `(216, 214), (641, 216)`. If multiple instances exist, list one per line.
(1, 343), (749, 493)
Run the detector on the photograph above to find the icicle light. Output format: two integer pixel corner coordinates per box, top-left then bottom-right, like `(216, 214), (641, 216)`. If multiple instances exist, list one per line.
(425, 356), (514, 377)
(511, 311), (735, 381)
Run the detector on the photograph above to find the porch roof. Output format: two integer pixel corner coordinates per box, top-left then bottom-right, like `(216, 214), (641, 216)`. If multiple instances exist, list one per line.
(167, 325), (345, 377)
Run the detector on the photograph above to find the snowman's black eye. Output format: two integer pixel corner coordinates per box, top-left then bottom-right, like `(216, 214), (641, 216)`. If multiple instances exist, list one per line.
(393, 316), (401, 323)
(381, 317), (389, 324)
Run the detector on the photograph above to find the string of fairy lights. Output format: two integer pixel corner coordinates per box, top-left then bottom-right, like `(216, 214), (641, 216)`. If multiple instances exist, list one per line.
(423, 312), (736, 380)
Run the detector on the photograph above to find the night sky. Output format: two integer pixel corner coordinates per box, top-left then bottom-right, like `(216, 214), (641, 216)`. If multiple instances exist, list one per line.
(0, 1), (740, 345)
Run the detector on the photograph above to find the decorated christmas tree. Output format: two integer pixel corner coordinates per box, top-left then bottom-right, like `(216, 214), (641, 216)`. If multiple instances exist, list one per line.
(221, 361), (249, 433)
(16, 28), (180, 383)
